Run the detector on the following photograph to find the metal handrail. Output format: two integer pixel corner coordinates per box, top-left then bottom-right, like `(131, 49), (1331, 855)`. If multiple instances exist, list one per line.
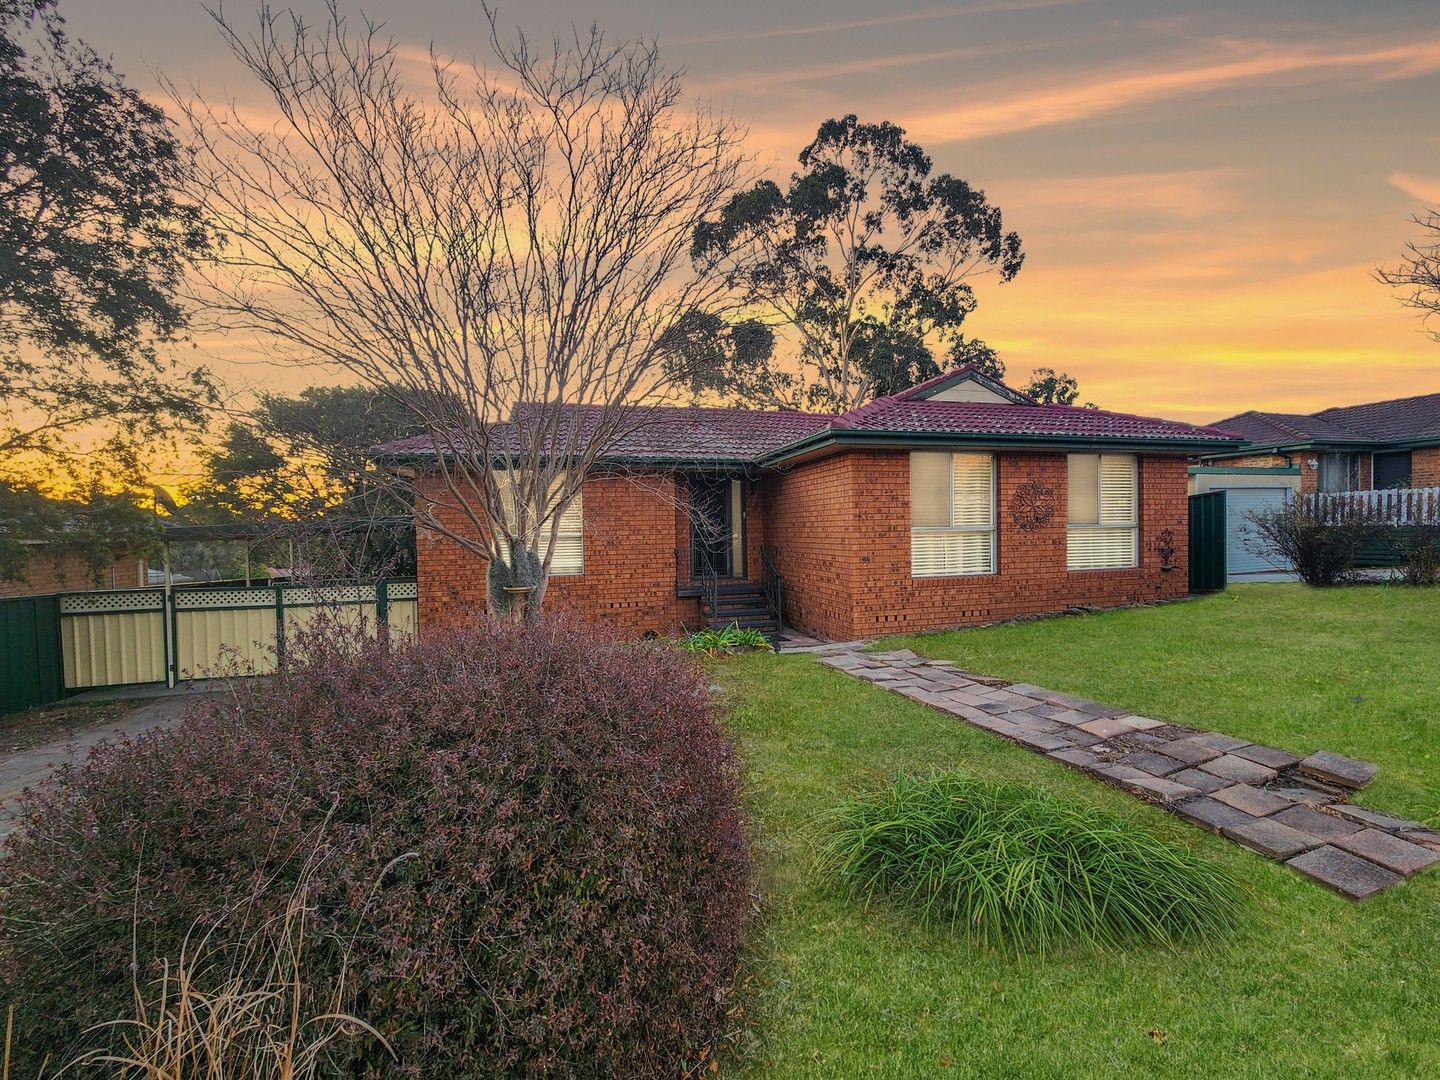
(761, 546), (784, 629)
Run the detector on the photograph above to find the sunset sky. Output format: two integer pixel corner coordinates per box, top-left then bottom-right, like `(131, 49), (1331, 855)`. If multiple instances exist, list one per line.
(62, 0), (1440, 424)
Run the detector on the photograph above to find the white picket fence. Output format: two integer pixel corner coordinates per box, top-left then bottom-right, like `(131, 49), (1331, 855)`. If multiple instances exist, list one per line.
(1302, 486), (1440, 526)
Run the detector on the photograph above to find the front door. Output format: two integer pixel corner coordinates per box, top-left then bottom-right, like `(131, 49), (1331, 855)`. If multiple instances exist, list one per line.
(689, 476), (744, 579)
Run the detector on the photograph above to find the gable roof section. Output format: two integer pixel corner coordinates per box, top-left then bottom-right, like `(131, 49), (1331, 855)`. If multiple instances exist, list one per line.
(370, 366), (1244, 467)
(896, 364), (1037, 405)
(1315, 390), (1440, 443)
(1209, 390), (1440, 453)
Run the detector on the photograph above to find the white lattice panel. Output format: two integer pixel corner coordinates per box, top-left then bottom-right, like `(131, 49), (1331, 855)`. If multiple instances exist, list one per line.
(59, 589), (164, 615)
(282, 585), (374, 607)
(173, 587), (277, 611)
(386, 581), (418, 600)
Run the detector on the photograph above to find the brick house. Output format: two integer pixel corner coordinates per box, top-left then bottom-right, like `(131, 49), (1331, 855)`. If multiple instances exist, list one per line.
(1204, 391), (1440, 494)
(0, 546), (147, 600)
(374, 366), (1242, 642)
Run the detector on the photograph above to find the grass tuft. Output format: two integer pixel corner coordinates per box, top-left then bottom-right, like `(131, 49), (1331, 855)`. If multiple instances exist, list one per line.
(820, 771), (1244, 953)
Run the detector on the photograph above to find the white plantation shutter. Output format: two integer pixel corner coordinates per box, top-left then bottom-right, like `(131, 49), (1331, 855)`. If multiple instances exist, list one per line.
(550, 491), (584, 575)
(494, 477), (584, 576)
(951, 453), (994, 527)
(912, 531), (994, 576)
(1066, 526), (1137, 570)
(912, 452), (996, 577)
(1067, 454), (1138, 570)
(1099, 456), (1138, 525)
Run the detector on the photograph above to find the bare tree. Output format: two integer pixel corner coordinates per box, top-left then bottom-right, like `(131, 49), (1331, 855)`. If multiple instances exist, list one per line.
(1377, 208), (1440, 338)
(175, 2), (748, 615)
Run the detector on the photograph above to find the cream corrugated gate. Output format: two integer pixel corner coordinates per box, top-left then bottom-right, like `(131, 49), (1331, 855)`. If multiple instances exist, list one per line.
(58, 580), (418, 690)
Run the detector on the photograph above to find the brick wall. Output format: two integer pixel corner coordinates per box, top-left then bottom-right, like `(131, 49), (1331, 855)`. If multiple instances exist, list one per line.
(416, 451), (1193, 641)
(765, 450), (1191, 641)
(1413, 447), (1440, 488)
(415, 471), (771, 637)
(0, 551), (147, 599)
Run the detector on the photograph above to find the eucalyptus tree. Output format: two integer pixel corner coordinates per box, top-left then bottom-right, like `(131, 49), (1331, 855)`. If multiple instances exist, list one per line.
(692, 115), (1023, 410)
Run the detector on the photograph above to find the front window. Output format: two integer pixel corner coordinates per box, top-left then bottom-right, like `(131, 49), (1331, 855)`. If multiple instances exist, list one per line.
(1316, 452), (1361, 493)
(496, 477), (584, 576)
(911, 451), (996, 577)
(1067, 454), (1137, 570)
(1373, 451), (1412, 491)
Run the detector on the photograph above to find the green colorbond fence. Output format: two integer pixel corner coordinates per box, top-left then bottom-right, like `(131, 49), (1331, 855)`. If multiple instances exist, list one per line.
(1188, 490), (1227, 594)
(1, 594), (64, 715)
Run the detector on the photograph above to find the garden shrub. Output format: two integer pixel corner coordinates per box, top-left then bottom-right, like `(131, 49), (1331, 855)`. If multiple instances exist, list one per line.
(0, 618), (751, 1077)
(821, 772), (1243, 953)
(1244, 501), (1382, 587)
(681, 624), (774, 654)
(1395, 524), (1440, 586)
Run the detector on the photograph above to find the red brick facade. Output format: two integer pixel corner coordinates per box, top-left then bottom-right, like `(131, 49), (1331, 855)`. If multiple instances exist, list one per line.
(415, 470), (769, 637)
(764, 450), (1189, 641)
(0, 551), (147, 599)
(1414, 447), (1440, 488)
(416, 449), (1193, 641)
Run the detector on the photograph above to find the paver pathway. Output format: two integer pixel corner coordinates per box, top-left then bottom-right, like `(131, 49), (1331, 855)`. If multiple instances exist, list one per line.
(815, 644), (1440, 901)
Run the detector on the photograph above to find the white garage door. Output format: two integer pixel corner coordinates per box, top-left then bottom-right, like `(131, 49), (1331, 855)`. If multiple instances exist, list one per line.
(1223, 487), (1292, 578)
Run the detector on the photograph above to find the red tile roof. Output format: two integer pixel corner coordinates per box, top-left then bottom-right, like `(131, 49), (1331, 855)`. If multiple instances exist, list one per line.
(370, 367), (1243, 465)
(1211, 390), (1440, 449)
(837, 396), (1240, 443)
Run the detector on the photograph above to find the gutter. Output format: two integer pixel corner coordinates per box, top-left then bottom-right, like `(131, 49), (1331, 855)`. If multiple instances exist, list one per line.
(759, 428), (1246, 467)
(1197, 436), (1440, 463)
(375, 431), (1248, 472)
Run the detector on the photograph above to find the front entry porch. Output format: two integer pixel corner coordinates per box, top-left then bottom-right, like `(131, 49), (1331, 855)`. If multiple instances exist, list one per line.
(675, 472), (781, 636)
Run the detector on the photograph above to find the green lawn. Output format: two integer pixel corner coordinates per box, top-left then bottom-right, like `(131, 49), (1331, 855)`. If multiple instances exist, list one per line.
(717, 584), (1439, 1078)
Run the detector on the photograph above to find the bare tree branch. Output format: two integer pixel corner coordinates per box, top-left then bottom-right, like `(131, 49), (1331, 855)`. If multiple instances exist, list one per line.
(175, 2), (750, 614)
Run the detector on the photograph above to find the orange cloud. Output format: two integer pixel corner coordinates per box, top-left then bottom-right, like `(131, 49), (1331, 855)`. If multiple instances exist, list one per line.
(669, 0), (1089, 46)
(910, 38), (1440, 143)
(1389, 171), (1440, 206)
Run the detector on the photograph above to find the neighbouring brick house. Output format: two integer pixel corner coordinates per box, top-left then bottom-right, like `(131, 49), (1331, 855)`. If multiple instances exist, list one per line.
(373, 366), (1242, 642)
(1205, 391), (1440, 494)
(0, 546), (147, 600)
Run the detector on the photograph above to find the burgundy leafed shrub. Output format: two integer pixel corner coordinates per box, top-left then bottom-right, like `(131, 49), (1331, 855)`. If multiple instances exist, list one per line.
(0, 617), (751, 1077)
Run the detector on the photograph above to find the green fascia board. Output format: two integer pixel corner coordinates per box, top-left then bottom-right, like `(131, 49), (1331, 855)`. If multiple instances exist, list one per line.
(373, 451), (753, 470)
(760, 429), (1245, 466)
(1188, 465), (1301, 475)
(381, 434), (1248, 471)
(1200, 437), (1440, 461)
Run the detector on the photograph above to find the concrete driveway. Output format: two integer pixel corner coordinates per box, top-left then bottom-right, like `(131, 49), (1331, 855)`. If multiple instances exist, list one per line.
(0, 688), (194, 840)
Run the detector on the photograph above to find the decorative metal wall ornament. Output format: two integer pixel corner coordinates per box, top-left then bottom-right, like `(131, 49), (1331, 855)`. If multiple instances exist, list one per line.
(1010, 479), (1057, 532)
(1155, 528), (1177, 571)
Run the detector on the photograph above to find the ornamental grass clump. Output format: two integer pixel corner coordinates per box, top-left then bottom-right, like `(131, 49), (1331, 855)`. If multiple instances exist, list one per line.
(0, 617), (751, 1078)
(821, 772), (1243, 953)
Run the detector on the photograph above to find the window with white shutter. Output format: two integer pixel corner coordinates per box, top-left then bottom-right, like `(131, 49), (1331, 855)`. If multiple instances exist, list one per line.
(1067, 454), (1137, 570)
(911, 452), (996, 577)
(495, 477), (584, 576)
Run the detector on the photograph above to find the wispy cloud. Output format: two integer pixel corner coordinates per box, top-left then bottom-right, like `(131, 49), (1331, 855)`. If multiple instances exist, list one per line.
(911, 38), (1440, 143)
(996, 168), (1243, 223)
(1389, 171), (1440, 205)
(695, 40), (1051, 95)
(669, 0), (1087, 46)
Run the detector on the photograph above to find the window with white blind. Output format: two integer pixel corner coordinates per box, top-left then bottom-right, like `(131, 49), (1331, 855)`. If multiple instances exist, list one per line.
(495, 479), (584, 576)
(1067, 454), (1137, 570)
(911, 451), (996, 577)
